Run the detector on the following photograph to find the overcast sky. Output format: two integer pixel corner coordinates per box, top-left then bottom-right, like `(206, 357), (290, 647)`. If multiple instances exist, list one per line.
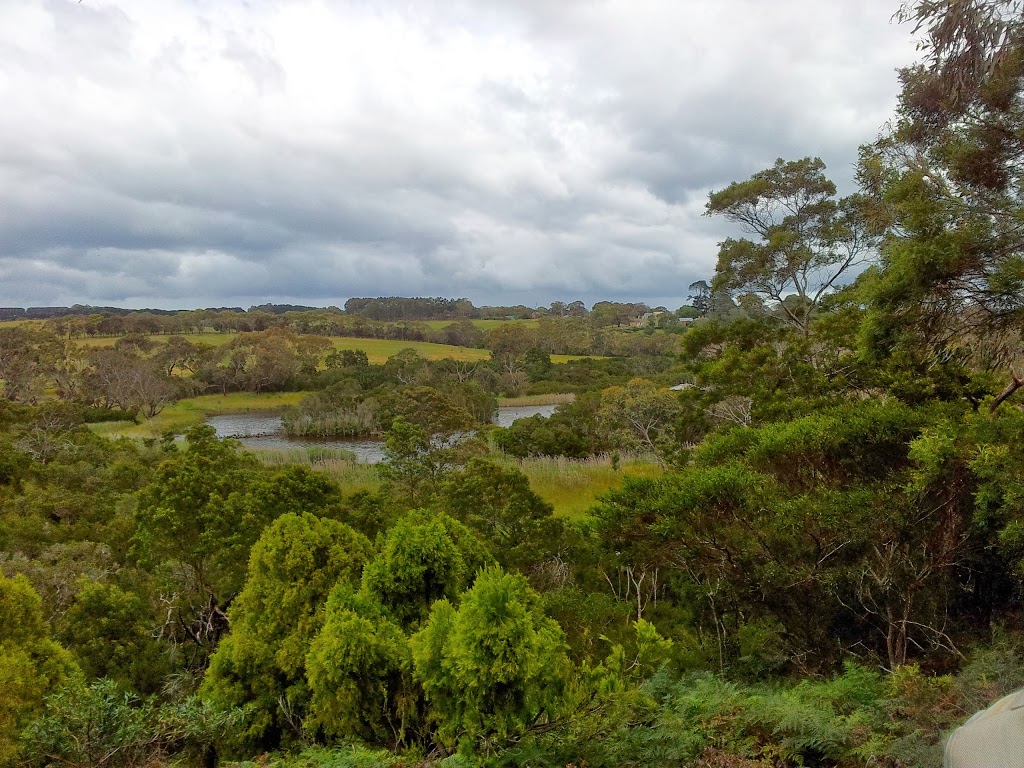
(0, 0), (920, 311)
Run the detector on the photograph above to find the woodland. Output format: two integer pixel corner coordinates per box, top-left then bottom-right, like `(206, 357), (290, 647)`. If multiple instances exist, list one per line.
(5, 1), (1024, 766)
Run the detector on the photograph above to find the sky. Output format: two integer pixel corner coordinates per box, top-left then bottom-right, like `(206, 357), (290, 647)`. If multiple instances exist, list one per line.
(0, 0), (921, 311)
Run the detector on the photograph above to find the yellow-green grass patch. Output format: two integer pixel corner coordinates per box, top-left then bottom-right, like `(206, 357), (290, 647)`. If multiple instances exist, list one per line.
(327, 337), (490, 363)
(73, 332), (490, 363)
(497, 393), (575, 407)
(509, 454), (662, 520)
(0, 319), (47, 329)
(255, 448), (382, 495)
(229, 441), (659, 520)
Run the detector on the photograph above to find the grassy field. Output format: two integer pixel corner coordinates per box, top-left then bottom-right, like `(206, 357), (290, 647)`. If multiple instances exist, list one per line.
(325, 337), (490, 363)
(75, 332), (232, 349)
(249, 447), (660, 520)
(70, 330), (599, 365)
(89, 391), (308, 438)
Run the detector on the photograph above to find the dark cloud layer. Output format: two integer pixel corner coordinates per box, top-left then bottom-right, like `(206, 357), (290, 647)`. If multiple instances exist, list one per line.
(0, 0), (918, 310)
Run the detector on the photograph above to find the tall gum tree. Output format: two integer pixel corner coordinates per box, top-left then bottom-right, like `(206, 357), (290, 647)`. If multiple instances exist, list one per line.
(706, 157), (878, 336)
(860, 0), (1024, 410)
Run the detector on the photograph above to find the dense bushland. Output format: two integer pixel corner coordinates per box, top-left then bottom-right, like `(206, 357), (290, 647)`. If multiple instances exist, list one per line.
(6, 2), (1024, 765)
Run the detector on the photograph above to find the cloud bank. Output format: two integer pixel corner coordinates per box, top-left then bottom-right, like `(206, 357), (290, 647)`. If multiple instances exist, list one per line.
(0, 0), (918, 309)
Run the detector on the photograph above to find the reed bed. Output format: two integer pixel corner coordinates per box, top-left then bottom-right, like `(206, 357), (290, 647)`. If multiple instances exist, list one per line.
(247, 446), (661, 520)
(502, 452), (662, 518)
(497, 393), (576, 407)
(254, 447), (381, 494)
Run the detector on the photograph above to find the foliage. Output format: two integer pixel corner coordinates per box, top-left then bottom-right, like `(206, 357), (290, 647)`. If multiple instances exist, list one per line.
(706, 157), (878, 335)
(20, 679), (241, 768)
(360, 511), (494, 631)
(859, 0), (1024, 408)
(305, 588), (417, 747)
(133, 425), (263, 605)
(0, 573), (79, 767)
(410, 567), (572, 756)
(435, 458), (559, 571)
(377, 418), (486, 508)
(203, 512), (372, 750)
(59, 579), (169, 695)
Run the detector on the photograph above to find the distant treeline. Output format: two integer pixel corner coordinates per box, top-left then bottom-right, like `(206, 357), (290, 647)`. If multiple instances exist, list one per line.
(0, 305), (244, 320)
(1, 296), (681, 323)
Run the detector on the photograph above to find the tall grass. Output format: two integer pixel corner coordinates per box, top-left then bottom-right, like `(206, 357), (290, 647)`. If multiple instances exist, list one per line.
(281, 403), (377, 437)
(255, 447), (381, 494)
(497, 393), (576, 407)
(504, 453), (662, 519)
(245, 444), (660, 520)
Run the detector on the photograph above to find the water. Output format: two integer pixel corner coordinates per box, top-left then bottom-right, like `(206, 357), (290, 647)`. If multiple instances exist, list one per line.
(207, 403), (559, 463)
(493, 403), (557, 427)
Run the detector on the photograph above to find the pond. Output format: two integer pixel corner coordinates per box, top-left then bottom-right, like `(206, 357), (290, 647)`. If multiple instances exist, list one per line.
(206, 403), (558, 464)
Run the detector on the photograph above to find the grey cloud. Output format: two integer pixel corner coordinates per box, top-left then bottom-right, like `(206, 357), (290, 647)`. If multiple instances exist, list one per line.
(0, 0), (919, 310)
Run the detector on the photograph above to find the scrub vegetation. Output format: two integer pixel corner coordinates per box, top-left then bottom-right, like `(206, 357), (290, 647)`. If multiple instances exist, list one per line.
(5, 3), (1024, 766)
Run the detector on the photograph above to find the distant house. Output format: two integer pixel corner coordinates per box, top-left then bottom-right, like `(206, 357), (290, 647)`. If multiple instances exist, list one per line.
(629, 310), (673, 329)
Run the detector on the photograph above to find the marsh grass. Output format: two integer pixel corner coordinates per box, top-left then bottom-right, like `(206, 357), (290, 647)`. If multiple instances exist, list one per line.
(497, 393), (576, 407)
(504, 453), (662, 519)
(254, 448), (381, 494)
(244, 445), (661, 519)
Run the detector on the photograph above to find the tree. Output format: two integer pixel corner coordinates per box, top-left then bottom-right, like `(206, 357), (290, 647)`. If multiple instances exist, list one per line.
(360, 511), (494, 631)
(599, 378), (682, 466)
(305, 588), (416, 747)
(0, 574), (79, 766)
(0, 327), (49, 404)
(83, 349), (178, 418)
(203, 512), (371, 749)
(133, 427), (261, 605)
(859, 0), (1024, 409)
(410, 567), (572, 755)
(706, 157), (878, 335)
(436, 458), (559, 571)
(60, 580), (168, 694)
(375, 386), (475, 437)
(687, 280), (711, 316)
(591, 301), (648, 328)
(378, 417), (486, 507)
(153, 335), (214, 377)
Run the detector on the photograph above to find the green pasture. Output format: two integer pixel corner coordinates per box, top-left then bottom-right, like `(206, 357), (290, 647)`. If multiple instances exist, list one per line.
(11, 322), (599, 364)
(75, 332), (233, 349)
(326, 337), (490, 363)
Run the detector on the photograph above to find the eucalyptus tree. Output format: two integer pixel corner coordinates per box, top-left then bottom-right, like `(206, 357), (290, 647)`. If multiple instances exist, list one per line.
(860, 0), (1024, 408)
(706, 157), (878, 336)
